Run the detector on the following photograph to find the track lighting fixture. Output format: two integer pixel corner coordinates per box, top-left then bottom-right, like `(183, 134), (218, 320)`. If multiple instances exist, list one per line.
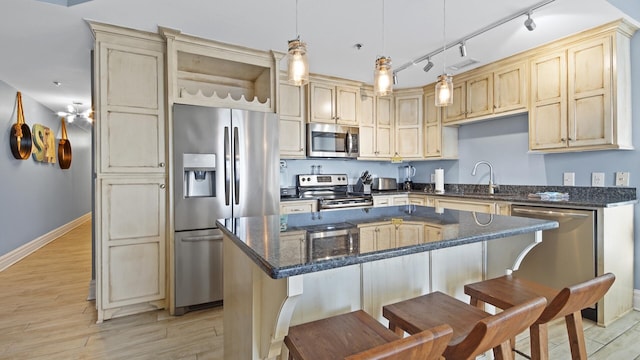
(392, 72), (398, 85)
(459, 42), (467, 57)
(393, 0), (555, 77)
(524, 13), (536, 31)
(423, 58), (434, 72)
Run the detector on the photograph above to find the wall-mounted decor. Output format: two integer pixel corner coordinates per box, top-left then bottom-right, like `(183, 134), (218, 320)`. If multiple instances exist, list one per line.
(9, 92), (33, 160)
(58, 118), (72, 169)
(32, 124), (56, 163)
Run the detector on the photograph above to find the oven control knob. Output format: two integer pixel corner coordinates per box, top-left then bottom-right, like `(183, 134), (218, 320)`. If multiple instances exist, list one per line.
(307, 177), (311, 182)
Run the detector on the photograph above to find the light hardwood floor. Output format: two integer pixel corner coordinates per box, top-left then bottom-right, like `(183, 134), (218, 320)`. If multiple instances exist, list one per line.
(1, 220), (639, 359)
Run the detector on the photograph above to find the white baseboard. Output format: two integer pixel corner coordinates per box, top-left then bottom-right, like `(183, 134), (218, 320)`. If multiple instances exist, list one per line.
(0, 212), (91, 272)
(635, 289), (640, 311)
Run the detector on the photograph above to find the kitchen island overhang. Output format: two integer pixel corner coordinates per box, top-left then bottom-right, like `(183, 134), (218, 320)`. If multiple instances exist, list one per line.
(217, 206), (558, 360)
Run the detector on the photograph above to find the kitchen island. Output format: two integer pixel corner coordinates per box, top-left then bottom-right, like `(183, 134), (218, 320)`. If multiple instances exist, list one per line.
(218, 206), (558, 360)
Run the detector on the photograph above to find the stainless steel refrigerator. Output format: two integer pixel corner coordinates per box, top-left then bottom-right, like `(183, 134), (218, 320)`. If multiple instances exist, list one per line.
(173, 104), (279, 314)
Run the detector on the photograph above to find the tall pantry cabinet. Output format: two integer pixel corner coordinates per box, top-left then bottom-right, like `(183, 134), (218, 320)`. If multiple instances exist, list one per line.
(90, 22), (167, 322)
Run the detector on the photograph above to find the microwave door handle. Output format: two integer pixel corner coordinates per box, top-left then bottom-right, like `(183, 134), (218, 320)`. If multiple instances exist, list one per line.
(224, 126), (231, 206)
(346, 131), (354, 155)
(233, 126), (240, 205)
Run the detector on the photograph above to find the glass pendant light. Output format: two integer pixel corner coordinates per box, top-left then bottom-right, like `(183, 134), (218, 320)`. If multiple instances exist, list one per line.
(435, 0), (453, 107)
(288, 0), (309, 86)
(374, 0), (392, 96)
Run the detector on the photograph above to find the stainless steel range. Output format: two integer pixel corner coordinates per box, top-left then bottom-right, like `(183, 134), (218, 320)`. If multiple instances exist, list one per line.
(297, 174), (373, 210)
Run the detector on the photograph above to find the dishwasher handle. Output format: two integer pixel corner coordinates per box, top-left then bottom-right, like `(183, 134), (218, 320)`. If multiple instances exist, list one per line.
(512, 207), (589, 218)
(181, 234), (224, 242)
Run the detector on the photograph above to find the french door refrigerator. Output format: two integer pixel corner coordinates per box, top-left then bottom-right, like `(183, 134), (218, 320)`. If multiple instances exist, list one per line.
(173, 104), (279, 314)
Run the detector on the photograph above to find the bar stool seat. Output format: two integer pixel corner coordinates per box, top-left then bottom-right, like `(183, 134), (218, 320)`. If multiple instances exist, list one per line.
(383, 291), (546, 360)
(284, 310), (452, 360)
(464, 273), (616, 360)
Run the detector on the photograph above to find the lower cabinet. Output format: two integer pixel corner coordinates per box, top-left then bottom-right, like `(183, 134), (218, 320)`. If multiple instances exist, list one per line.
(280, 200), (317, 214)
(431, 197), (510, 215)
(97, 177), (166, 321)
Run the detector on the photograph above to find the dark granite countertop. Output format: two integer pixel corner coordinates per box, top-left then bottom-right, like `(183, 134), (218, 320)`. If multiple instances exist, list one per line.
(371, 184), (637, 208)
(217, 206), (558, 279)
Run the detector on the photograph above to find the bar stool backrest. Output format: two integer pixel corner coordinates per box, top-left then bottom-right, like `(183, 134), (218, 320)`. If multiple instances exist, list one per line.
(538, 273), (615, 324)
(445, 296), (547, 360)
(345, 324), (453, 360)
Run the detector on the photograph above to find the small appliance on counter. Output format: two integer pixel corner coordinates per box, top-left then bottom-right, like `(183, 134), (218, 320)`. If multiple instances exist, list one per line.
(400, 165), (416, 190)
(372, 177), (397, 191)
(353, 170), (373, 194)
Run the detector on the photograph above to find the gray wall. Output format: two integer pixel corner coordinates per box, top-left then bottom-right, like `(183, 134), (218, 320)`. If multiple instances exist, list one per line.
(0, 80), (92, 257)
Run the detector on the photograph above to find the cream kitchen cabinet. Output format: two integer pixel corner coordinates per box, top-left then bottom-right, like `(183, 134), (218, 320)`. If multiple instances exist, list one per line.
(373, 194), (409, 207)
(91, 22), (167, 322)
(493, 61), (528, 114)
(396, 222), (425, 247)
(359, 88), (394, 159)
(529, 20), (635, 152)
(279, 230), (306, 265)
(442, 72), (491, 123)
(280, 200), (317, 214)
(359, 222), (397, 253)
(394, 89), (424, 159)
(308, 79), (360, 125)
(432, 197), (510, 215)
(279, 78), (306, 158)
(424, 89), (458, 159)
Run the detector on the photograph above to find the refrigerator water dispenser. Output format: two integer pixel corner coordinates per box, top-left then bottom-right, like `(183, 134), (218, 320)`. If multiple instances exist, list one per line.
(183, 153), (216, 198)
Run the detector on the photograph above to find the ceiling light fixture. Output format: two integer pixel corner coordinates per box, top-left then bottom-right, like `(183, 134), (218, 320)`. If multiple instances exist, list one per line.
(524, 12), (536, 31)
(423, 58), (434, 72)
(57, 102), (92, 123)
(459, 41), (467, 57)
(287, 0), (309, 86)
(435, 0), (453, 107)
(374, 0), (393, 96)
(393, 0), (555, 77)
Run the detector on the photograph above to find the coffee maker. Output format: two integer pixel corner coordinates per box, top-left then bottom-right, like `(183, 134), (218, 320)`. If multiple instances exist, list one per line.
(400, 165), (416, 190)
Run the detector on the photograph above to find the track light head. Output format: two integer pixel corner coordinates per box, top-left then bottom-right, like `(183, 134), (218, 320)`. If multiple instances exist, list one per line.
(423, 59), (434, 72)
(459, 42), (467, 57)
(392, 73), (398, 85)
(524, 13), (536, 31)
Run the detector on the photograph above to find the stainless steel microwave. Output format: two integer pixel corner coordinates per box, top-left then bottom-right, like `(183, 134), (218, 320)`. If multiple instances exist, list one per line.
(307, 123), (359, 158)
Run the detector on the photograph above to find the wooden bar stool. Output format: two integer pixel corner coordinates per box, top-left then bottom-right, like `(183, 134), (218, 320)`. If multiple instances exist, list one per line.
(464, 273), (615, 360)
(284, 310), (453, 360)
(382, 291), (546, 360)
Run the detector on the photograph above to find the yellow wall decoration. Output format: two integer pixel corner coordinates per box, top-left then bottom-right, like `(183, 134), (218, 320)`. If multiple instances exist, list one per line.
(32, 124), (56, 163)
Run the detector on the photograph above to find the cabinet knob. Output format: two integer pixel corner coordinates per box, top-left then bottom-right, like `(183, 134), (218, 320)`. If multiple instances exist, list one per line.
(159, 184), (166, 189)
(299, 148), (304, 152)
(159, 162), (165, 168)
(560, 138), (566, 142)
(568, 137), (573, 141)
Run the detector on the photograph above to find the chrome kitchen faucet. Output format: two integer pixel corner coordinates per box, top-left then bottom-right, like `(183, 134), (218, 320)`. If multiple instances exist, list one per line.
(472, 161), (496, 194)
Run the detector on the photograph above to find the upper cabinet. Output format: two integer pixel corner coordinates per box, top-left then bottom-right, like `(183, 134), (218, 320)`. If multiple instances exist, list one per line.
(279, 75), (307, 158)
(308, 77), (360, 125)
(161, 28), (284, 113)
(394, 89), (424, 159)
(359, 88), (394, 160)
(424, 88), (458, 159)
(529, 20), (636, 152)
(443, 59), (527, 125)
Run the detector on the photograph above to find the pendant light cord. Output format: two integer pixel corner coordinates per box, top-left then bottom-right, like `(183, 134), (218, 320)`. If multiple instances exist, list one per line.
(295, 0), (299, 38)
(382, 0), (385, 55)
(442, 0), (446, 73)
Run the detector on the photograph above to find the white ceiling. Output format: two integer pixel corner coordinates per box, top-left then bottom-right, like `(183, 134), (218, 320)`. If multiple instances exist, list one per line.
(0, 0), (636, 115)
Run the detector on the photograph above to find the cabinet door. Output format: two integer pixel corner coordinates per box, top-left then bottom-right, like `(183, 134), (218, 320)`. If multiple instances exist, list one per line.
(100, 177), (166, 310)
(373, 196), (392, 207)
(466, 73), (493, 118)
(395, 94), (423, 158)
(424, 224), (443, 243)
(359, 91), (376, 158)
(376, 97), (394, 158)
(434, 198), (496, 214)
(443, 81), (467, 123)
(494, 61), (527, 113)
(279, 231), (306, 265)
(309, 82), (335, 123)
(98, 43), (165, 173)
(409, 195), (426, 206)
(529, 51), (568, 150)
(279, 82), (305, 119)
(280, 201), (315, 214)
(359, 225), (378, 254)
(396, 223), (424, 247)
(376, 224), (396, 250)
(392, 196), (409, 206)
(336, 86), (360, 125)
(424, 90), (442, 158)
(568, 36), (612, 147)
(280, 117), (306, 158)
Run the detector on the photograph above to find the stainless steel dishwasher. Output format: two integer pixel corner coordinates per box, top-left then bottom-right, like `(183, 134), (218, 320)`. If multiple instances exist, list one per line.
(510, 205), (597, 320)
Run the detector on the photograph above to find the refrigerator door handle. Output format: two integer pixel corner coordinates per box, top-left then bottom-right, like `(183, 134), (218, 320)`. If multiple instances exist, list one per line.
(181, 234), (224, 242)
(233, 126), (240, 205)
(224, 126), (231, 206)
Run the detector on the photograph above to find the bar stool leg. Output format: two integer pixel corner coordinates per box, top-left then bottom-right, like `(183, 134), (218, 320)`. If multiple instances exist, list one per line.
(530, 323), (549, 360)
(388, 321), (404, 337)
(493, 341), (513, 360)
(566, 311), (587, 360)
